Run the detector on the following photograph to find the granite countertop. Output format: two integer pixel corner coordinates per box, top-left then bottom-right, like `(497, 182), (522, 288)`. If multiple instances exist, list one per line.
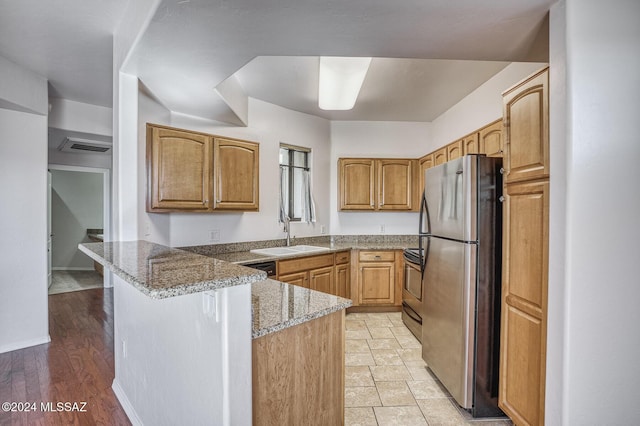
(251, 279), (352, 339)
(188, 239), (416, 265)
(79, 241), (266, 299)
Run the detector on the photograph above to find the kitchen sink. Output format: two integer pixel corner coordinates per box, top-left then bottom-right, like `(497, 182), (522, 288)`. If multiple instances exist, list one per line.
(250, 245), (330, 257)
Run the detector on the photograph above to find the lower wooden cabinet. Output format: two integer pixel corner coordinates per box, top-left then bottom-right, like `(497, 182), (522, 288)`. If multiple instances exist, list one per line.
(278, 252), (349, 298)
(358, 261), (395, 304)
(354, 250), (401, 307)
(275, 249), (404, 308)
(253, 310), (345, 425)
(278, 271), (308, 288)
(334, 251), (351, 299)
(309, 266), (334, 294)
(499, 179), (549, 426)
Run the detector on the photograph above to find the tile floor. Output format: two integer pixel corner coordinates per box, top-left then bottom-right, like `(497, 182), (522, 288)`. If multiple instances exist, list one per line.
(344, 312), (512, 426)
(48, 270), (104, 295)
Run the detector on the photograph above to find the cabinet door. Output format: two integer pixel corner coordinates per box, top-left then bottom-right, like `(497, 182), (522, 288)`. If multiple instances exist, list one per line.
(462, 133), (480, 155)
(310, 266), (334, 295)
(147, 125), (211, 211)
(339, 159), (376, 210)
(479, 120), (504, 158)
(433, 147), (448, 166)
(377, 159), (413, 210)
(335, 263), (350, 299)
(358, 262), (395, 305)
(213, 138), (259, 210)
(418, 154), (434, 202)
(499, 180), (549, 426)
(503, 68), (549, 183)
(447, 140), (463, 160)
(278, 271), (308, 289)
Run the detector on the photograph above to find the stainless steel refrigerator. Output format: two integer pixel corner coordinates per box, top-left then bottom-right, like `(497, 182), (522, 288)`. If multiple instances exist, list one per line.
(420, 154), (504, 418)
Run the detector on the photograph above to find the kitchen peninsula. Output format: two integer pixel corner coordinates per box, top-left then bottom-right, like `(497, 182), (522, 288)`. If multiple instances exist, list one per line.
(79, 240), (352, 426)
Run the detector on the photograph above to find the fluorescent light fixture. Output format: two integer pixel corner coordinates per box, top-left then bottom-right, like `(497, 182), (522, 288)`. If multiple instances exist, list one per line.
(318, 56), (372, 110)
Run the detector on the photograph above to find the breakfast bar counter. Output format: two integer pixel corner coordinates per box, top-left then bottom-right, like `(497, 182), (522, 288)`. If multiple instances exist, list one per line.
(79, 240), (351, 425)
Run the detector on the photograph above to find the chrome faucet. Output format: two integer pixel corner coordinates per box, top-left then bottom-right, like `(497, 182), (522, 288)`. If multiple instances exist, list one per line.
(284, 216), (291, 247)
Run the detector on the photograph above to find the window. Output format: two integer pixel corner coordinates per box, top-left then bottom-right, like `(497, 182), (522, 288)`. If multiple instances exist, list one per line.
(279, 144), (314, 222)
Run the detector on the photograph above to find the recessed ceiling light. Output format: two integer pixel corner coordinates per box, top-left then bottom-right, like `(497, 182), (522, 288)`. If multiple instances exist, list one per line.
(318, 57), (372, 111)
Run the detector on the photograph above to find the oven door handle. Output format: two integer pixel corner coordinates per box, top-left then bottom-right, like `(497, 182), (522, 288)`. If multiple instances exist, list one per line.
(402, 302), (422, 325)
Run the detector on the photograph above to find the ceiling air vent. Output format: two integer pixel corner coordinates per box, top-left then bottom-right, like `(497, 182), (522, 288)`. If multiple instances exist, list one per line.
(58, 137), (112, 154)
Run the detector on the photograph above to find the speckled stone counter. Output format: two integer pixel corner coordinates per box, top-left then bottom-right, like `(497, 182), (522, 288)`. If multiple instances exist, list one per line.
(79, 241), (266, 299)
(251, 279), (352, 339)
(182, 234), (417, 265)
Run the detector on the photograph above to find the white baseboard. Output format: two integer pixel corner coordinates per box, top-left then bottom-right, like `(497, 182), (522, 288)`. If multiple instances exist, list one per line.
(112, 379), (142, 426)
(52, 267), (95, 271)
(0, 335), (51, 354)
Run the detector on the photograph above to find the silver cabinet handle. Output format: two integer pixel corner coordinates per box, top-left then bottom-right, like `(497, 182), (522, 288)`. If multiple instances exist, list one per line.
(499, 168), (505, 175)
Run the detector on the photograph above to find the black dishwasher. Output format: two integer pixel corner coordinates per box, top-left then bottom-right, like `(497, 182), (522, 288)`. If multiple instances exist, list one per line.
(244, 260), (276, 278)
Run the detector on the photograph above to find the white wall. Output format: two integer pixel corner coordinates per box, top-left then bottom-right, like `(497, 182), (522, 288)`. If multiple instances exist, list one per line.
(49, 98), (113, 137)
(428, 62), (548, 153)
(329, 121), (430, 235)
(545, 1), (567, 423)
(0, 108), (50, 353)
(138, 83), (171, 245)
(0, 55), (48, 115)
(549, 1), (640, 424)
(112, 0), (160, 244)
(47, 97), (114, 170)
(166, 98), (332, 247)
(50, 169), (104, 269)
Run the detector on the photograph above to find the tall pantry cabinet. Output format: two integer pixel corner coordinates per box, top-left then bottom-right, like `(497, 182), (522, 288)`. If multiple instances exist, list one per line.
(499, 67), (549, 426)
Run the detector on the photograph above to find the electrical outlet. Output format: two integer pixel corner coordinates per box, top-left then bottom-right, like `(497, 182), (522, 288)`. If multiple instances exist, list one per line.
(144, 220), (151, 236)
(380, 224), (385, 234)
(320, 225), (326, 234)
(209, 229), (220, 242)
(122, 340), (127, 358)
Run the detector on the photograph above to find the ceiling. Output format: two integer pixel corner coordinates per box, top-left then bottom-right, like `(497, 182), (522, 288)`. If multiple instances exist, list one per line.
(0, 0), (553, 124)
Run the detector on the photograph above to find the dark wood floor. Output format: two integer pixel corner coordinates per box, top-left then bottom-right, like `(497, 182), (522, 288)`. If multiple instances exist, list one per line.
(0, 288), (130, 425)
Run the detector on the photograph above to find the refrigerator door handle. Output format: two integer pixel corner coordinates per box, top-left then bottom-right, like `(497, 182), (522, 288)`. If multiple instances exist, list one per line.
(419, 191), (430, 235)
(421, 236), (430, 276)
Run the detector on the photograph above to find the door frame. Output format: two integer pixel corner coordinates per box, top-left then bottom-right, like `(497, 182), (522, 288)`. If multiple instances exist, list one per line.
(48, 164), (112, 288)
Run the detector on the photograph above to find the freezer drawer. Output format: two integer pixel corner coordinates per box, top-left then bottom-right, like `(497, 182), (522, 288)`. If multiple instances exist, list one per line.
(421, 236), (476, 409)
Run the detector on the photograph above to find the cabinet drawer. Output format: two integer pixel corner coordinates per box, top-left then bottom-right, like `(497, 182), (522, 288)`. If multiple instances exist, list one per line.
(358, 251), (395, 262)
(335, 251), (350, 265)
(278, 253), (334, 275)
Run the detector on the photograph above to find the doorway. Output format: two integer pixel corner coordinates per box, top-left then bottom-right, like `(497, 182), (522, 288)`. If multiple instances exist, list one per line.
(47, 164), (111, 295)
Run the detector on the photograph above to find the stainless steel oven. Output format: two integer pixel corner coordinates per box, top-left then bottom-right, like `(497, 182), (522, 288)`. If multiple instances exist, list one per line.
(402, 248), (423, 342)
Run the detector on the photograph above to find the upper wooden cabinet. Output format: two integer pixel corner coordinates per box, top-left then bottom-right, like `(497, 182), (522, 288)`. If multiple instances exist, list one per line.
(147, 125), (212, 211)
(377, 159), (414, 211)
(503, 68), (549, 183)
(339, 159), (375, 210)
(146, 124), (259, 213)
(446, 140), (463, 160)
(213, 138), (259, 210)
(433, 147), (448, 166)
(418, 154), (434, 200)
(479, 119), (504, 158)
(461, 133), (481, 155)
(339, 158), (416, 211)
